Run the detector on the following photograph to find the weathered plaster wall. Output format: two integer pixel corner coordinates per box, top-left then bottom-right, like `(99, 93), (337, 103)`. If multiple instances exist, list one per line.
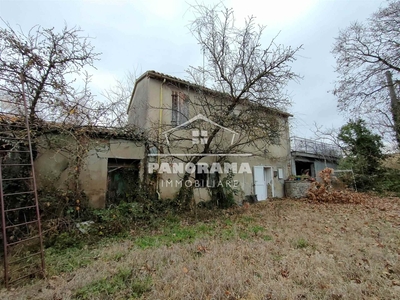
(129, 76), (292, 202)
(154, 151), (290, 203)
(35, 135), (145, 208)
(128, 78), (149, 129)
(83, 139), (145, 208)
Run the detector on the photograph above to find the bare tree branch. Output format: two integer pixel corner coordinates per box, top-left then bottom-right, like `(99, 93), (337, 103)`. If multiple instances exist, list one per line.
(0, 20), (102, 125)
(332, 0), (400, 147)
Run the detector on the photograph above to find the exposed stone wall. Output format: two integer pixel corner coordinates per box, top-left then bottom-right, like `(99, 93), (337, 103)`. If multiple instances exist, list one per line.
(284, 181), (311, 198)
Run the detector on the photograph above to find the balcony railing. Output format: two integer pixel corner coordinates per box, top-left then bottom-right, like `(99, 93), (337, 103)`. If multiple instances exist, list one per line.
(291, 136), (342, 158)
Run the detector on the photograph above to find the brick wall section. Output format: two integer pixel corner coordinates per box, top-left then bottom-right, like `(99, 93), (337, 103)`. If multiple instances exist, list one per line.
(284, 181), (311, 198)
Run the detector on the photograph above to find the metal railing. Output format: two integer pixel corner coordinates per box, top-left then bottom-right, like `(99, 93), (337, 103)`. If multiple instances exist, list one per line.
(291, 136), (342, 158)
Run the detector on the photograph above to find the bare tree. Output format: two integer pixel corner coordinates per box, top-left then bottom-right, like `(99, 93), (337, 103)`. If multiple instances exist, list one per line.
(0, 22), (140, 203)
(0, 21), (102, 125)
(185, 3), (301, 153)
(151, 3), (302, 207)
(101, 71), (137, 127)
(188, 3), (301, 110)
(332, 0), (400, 147)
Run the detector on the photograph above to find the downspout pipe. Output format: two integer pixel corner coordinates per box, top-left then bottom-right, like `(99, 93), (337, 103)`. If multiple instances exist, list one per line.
(156, 79), (167, 199)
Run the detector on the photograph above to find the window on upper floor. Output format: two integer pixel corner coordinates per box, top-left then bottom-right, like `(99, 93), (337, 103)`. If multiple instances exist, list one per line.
(171, 91), (189, 126)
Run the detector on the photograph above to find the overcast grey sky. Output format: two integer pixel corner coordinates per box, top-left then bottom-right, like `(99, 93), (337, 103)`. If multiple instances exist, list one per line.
(1, 0), (385, 138)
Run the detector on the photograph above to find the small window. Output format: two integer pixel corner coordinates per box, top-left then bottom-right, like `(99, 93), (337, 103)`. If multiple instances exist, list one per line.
(195, 163), (208, 188)
(171, 91), (189, 126)
(278, 168), (284, 179)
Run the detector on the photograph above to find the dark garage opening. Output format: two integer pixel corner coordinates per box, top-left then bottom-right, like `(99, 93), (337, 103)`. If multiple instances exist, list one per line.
(107, 158), (140, 205)
(294, 160), (315, 177)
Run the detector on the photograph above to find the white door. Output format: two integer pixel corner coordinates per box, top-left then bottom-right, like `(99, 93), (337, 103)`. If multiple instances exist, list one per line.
(265, 167), (275, 198)
(254, 166), (266, 201)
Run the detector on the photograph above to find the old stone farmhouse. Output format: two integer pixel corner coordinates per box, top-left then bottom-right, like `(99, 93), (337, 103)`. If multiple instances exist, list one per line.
(128, 70), (293, 202)
(2, 70), (298, 207)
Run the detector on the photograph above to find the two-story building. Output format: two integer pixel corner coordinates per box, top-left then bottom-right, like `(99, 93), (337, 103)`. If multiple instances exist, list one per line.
(128, 70), (293, 203)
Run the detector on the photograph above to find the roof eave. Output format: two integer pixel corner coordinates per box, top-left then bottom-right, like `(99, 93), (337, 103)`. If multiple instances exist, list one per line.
(128, 70), (294, 118)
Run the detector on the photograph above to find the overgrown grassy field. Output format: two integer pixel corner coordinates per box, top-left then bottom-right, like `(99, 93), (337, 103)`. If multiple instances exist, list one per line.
(1, 197), (400, 299)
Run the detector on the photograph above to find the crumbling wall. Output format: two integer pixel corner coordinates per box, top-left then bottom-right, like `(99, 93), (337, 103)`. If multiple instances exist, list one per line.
(284, 180), (311, 198)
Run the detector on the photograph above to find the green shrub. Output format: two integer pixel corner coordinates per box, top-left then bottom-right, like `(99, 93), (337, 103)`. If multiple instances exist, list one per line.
(89, 201), (143, 236)
(373, 168), (400, 196)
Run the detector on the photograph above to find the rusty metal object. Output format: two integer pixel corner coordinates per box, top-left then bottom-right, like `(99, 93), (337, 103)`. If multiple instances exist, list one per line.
(0, 76), (45, 287)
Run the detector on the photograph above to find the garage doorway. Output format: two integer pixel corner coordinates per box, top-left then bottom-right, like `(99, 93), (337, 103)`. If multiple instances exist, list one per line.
(295, 161), (315, 177)
(107, 158), (140, 205)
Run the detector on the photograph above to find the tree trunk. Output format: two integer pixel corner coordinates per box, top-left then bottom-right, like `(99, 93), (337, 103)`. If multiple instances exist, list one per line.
(385, 71), (400, 148)
(175, 172), (194, 209)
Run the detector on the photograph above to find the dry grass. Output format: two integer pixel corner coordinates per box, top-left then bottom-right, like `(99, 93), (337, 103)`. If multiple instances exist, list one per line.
(1, 196), (400, 299)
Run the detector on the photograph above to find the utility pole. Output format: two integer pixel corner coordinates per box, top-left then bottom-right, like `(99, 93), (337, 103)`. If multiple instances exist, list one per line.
(385, 71), (400, 148)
